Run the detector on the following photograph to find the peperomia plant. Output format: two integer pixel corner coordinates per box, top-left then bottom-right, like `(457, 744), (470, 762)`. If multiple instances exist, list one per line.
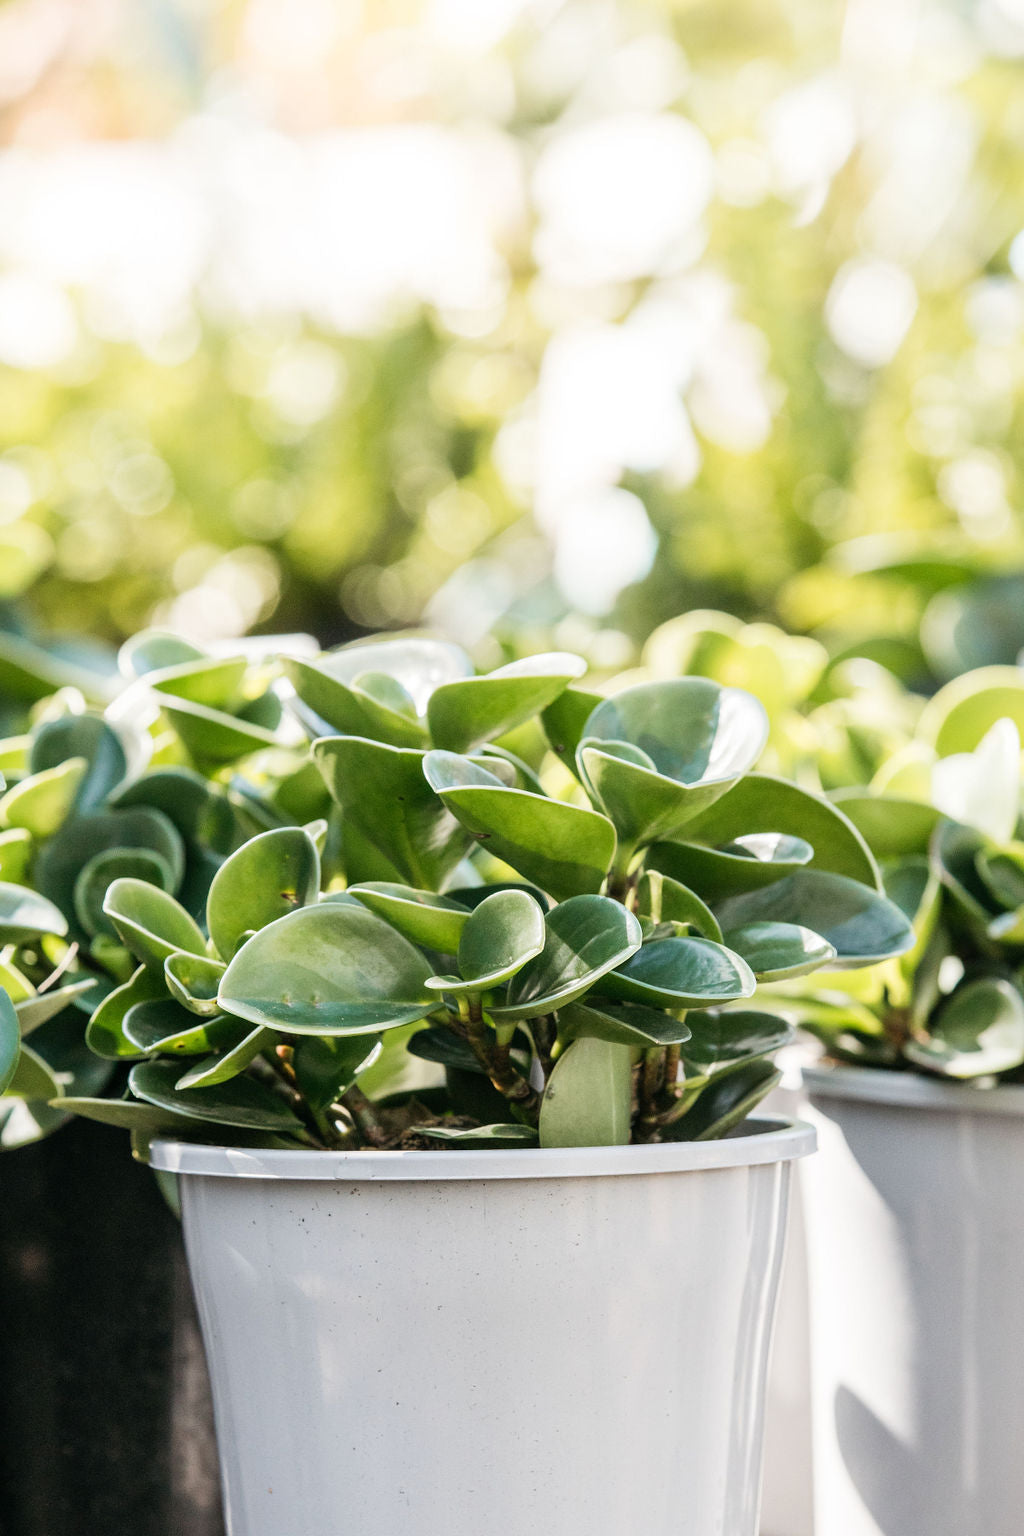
(60, 635), (913, 1151)
(772, 665), (1024, 1083)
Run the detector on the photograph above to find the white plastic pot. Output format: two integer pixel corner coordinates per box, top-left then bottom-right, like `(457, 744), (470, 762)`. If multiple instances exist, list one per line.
(153, 1118), (813, 1536)
(801, 1065), (1024, 1536)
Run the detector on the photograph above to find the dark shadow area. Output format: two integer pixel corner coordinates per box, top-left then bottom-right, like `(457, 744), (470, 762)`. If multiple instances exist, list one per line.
(0, 1119), (224, 1536)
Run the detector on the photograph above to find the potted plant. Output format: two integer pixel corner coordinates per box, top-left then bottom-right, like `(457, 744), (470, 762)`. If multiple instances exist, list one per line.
(769, 665), (1024, 1536)
(0, 634), (314, 1536)
(61, 635), (912, 1536)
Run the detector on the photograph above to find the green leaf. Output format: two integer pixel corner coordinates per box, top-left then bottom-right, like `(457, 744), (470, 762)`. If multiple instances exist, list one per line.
(86, 964), (166, 1058)
(714, 870), (914, 968)
(0, 757), (86, 837)
(559, 999), (692, 1047)
(148, 654), (248, 709)
(646, 833), (814, 902)
(0, 828), (33, 883)
(665, 1057), (781, 1140)
(929, 819), (996, 935)
(904, 979), (1024, 1078)
(636, 869), (723, 940)
(73, 847), (176, 938)
(722, 922), (836, 981)
(16, 979), (96, 1036)
(428, 889), (546, 995)
(578, 679), (768, 850)
(0, 881), (67, 943)
(164, 951), (226, 1016)
(539, 1037), (633, 1148)
(290, 1033), (382, 1112)
(411, 1122), (539, 1145)
(601, 936), (755, 1008)
(977, 846), (1024, 912)
(30, 714), (128, 811)
(314, 737), (473, 890)
(120, 630), (206, 676)
(123, 999), (248, 1055)
(347, 882), (471, 952)
(918, 667), (1024, 755)
(206, 826), (320, 961)
(58, 1094), (201, 1131)
(158, 696), (280, 764)
(103, 878), (206, 971)
(4, 1043), (60, 1102)
(681, 1009), (794, 1070)
(489, 895), (642, 1021)
(112, 768), (236, 856)
(175, 1026), (278, 1089)
(679, 774), (880, 888)
(218, 901), (433, 1036)
(129, 1059), (306, 1132)
(285, 657), (427, 747)
(0, 988), (18, 1095)
(423, 751), (616, 901)
(286, 638), (470, 741)
(36, 807), (186, 921)
(831, 793), (941, 860)
(541, 685), (605, 779)
(409, 1026), (489, 1074)
(427, 653), (586, 754)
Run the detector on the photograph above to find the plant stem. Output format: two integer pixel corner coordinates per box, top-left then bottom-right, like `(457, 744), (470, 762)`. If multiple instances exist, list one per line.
(340, 1085), (390, 1148)
(464, 1000), (540, 1120)
(637, 1047), (664, 1135)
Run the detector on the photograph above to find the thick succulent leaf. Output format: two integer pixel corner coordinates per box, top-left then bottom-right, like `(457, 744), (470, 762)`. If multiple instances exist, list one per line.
(412, 1122), (539, 1145)
(0, 757), (86, 837)
(636, 869), (723, 940)
(290, 1033), (382, 1112)
(714, 870), (914, 968)
(904, 979), (1024, 1078)
(0, 828), (32, 883)
(0, 989), (18, 1095)
(291, 638), (469, 722)
(558, 999), (692, 1047)
(451, 889), (546, 989)
(427, 653), (586, 754)
(148, 655), (248, 709)
(917, 666), (1024, 755)
(315, 737), (473, 890)
(120, 630), (206, 677)
(665, 1057), (781, 1140)
(601, 936), (756, 1009)
(103, 878), (206, 971)
(646, 833), (814, 902)
(111, 768), (236, 855)
(409, 1026), (485, 1074)
(977, 846), (1024, 912)
(4, 1043), (61, 1102)
(176, 1026), (278, 1089)
(577, 680), (768, 848)
(58, 1094), (200, 1131)
(0, 882), (67, 944)
(30, 714), (128, 811)
(722, 922), (836, 981)
(158, 696), (280, 764)
(124, 999), (250, 1055)
(541, 685), (604, 780)
(164, 951), (226, 1016)
(539, 1037), (633, 1148)
(36, 807), (186, 920)
(74, 847), (176, 938)
(206, 826), (320, 961)
(424, 751), (616, 901)
(285, 657), (428, 747)
(929, 819), (997, 934)
(16, 979), (96, 1037)
(831, 792), (941, 860)
(218, 901), (433, 1036)
(489, 895), (642, 1021)
(347, 883), (471, 952)
(129, 1059), (306, 1132)
(447, 881), (552, 912)
(86, 964), (165, 1058)
(682, 1008), (794, 1069)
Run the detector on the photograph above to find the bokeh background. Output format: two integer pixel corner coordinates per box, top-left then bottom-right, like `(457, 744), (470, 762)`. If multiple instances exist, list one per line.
(2, 0), (1024, 680)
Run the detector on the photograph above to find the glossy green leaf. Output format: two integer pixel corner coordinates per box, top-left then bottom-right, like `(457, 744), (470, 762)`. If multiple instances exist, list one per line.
(218, 901), (433, 1036)
(290, 1033), (383, 1111)
(121, 630), (206, 677)
(0, 828), (32, 883)
(636, 869), (723, 940)
(540, 685), (604, 780)
(427, 653), (586, 754)
(103, 878), (206, 971)
(30, 714), (128, 811)
(0, 988), (18, 1095)
(159, 696), (280, 764)
(16, 979), (96, 1037)
(36, 807), (186, 920)
(977, 846), (1024, 912)
(164, 951), (226, 1016)
(715, 870), (914, 968)
(646, 832), (814, 902)
(73, 847), (176, 938)
(285, 657), (427, 747)
(148, 655), (248, 709)
(832, 793), (942, 860)
(929, 818), (996, 933)
(129, 1059), (306, 1132)
(681, 1009), (794, 1069)
(315, 737), (473, 890)
(85, 964), (166, 1058)
(347, 882), (471, 952)
(558, 999), (692, 1047)
(539, 1037), (633, 1148)
(3, 1043), (60, 1102)
(489, 894), (642, 1021)
(722, 922), (836, 981)
(434, 888), (546, 993)
(176, 1026), (278, 1089)
(917, 667), (1024, 755)
(601, 936), (755, 1008)
(666, 1057), (781, 1140)
(409, 1026), (496, 1074)
(578, 679), (767, 850)
(904, 979), (1024, 1078)
(206, 826), (320, 961)
(0, 881), (67, 944)
(681, 774), (880, 888)
(0, 757), (86, 837)
(112, 768), (236, 855)
(423, 751), (616, 901)
(124, 998), (246, 1055)
(412, 1121), (539, 1145)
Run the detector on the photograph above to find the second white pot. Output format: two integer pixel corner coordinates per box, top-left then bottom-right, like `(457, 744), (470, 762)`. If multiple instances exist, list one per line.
(154, 1119), (814, 1536)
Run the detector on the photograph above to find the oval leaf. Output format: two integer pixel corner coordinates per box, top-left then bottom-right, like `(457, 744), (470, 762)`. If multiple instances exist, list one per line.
(489, 895), (642, 1021)
(427, 653), (586, 754)
(714, 870), (914, 969)
(904, 979), (1024, 1079)
(722, 922), (836, 982)
(207, 826), (320, 962)
(103, 878), (206, 971)
(539, 1037), (633, 1148)
(129, 1059), (305, 1132)
(347, 883), (471, 952)
(601, 936), (756, 1009)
